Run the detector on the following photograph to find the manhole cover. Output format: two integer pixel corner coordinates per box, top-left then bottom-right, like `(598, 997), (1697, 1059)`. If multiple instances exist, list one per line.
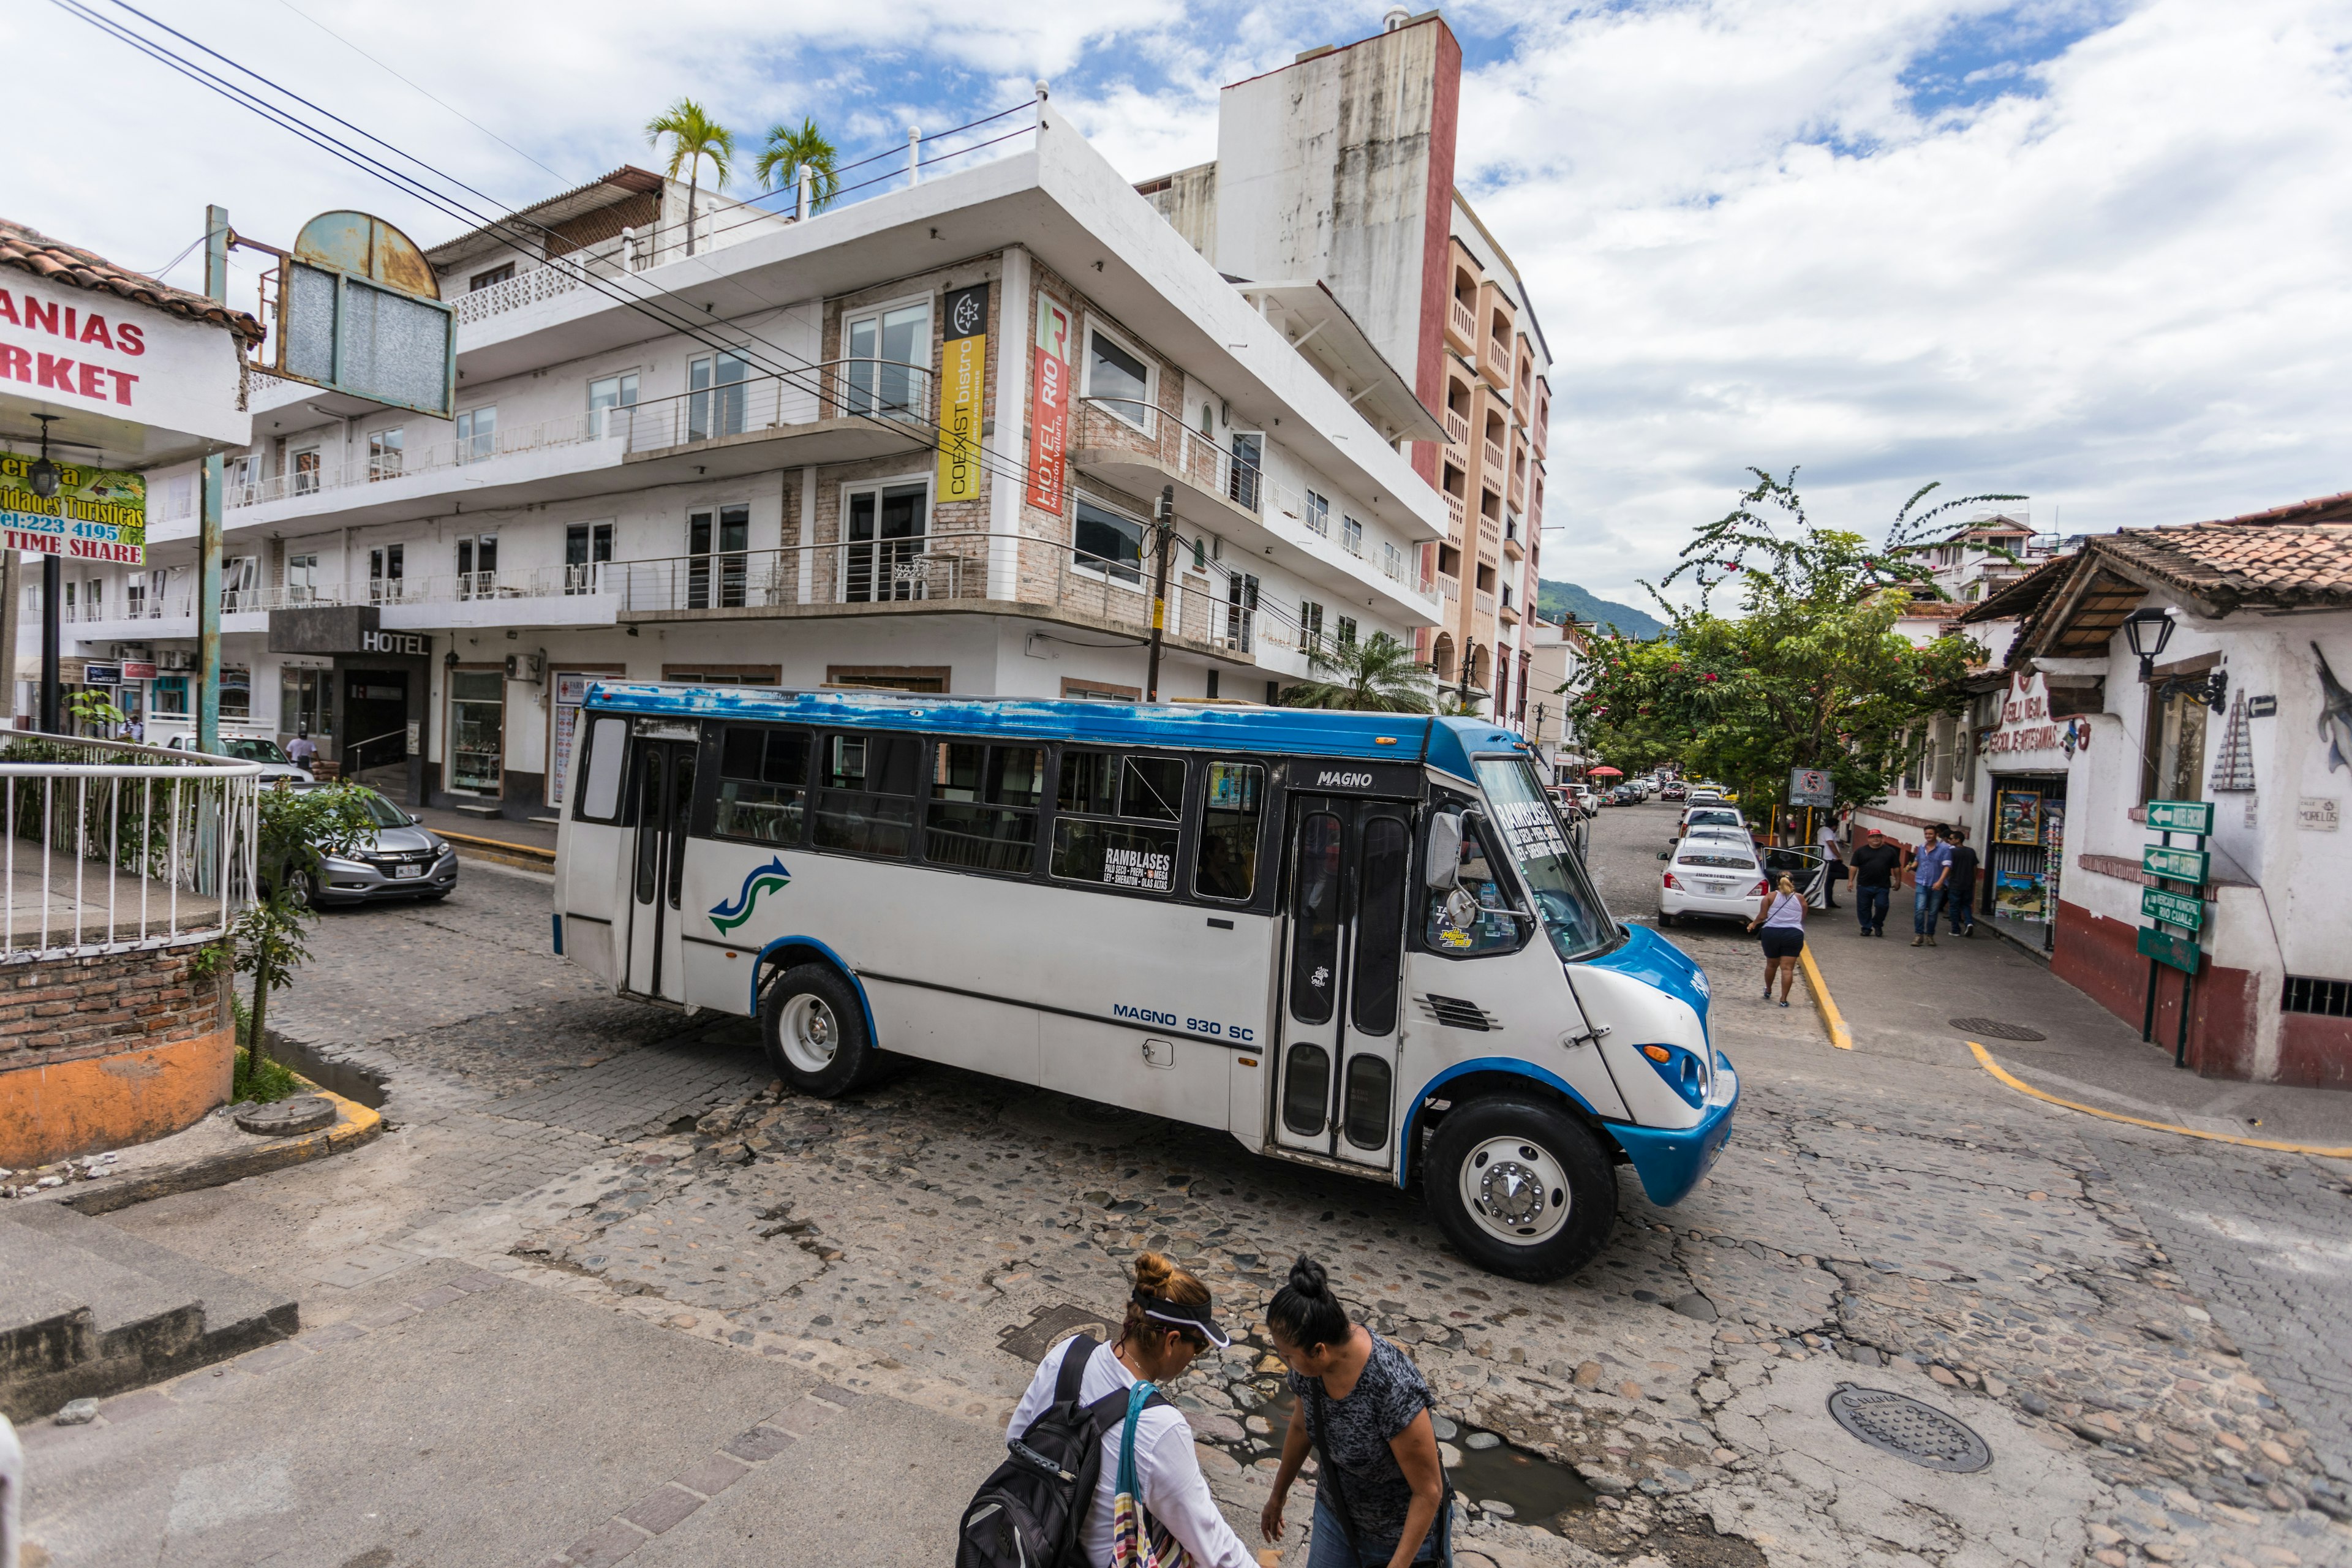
(234, 1095), (339, 1137)
(1950, 1017), (2046, 1042)
(997, 1302), (1113, 1363)
(1827, 1384), (1992, 1472)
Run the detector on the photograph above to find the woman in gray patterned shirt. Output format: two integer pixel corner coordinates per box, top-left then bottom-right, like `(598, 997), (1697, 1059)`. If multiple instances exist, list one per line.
(1258, 1256), (1449, 1567)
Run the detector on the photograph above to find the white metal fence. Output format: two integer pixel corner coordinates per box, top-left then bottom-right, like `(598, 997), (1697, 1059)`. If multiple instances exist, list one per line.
(0, 734), (261, 962)
(614, 358), (937, 454)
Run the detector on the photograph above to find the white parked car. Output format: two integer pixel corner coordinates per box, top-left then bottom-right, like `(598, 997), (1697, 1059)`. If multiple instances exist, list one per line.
(1659, 839), (1768, 929)
(161, 732), (311, 783)
(1678, 804), (1746, 839)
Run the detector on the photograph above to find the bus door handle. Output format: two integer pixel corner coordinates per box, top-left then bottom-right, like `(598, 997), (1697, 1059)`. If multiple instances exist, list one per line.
(1559, 1025), (1610, 1050)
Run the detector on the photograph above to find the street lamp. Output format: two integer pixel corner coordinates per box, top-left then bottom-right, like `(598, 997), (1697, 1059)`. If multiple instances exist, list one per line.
(2122, 606), (2174, 683)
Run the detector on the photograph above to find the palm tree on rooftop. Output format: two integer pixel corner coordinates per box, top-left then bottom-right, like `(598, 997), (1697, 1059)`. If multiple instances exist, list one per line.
(755, 116), (842, 212)
(645, 97), (734, 257)
(1281, 631), (1436, 714)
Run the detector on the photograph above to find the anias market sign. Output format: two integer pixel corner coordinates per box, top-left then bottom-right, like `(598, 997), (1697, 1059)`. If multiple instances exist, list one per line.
(1983, 668), (2089, 763)
(0, 277), (250, 448)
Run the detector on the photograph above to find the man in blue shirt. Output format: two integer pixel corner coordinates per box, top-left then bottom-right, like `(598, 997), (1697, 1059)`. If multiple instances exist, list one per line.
(1910, 826), (1953, 946)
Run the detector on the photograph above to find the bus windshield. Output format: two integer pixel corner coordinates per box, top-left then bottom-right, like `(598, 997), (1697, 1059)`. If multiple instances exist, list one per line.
(1471, 756), (1616, 961)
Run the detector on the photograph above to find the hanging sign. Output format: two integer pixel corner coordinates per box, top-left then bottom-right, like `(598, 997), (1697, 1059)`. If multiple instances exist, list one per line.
(1025, 290), (1074, 515)
(2141, 886), (2205, 930)
(2136, 925), (2201, 974)
(2142, 843), (2208, 883)
(0, 456), (146, 564)
(934, 283), (988, 502)
(1787, 767), (1833, 808)
(1984, 668), (2084, 762)
(2145, 799), (2214, 835)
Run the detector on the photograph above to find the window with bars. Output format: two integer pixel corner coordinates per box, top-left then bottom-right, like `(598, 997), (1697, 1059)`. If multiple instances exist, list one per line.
(2282, 975), (2351, 1018)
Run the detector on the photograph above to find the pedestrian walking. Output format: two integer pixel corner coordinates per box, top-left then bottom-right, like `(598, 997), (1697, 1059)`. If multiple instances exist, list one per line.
(287, 725), (318, 776)
(1849, 829), (1902, 937)
(1747, 873), (1807, 1008)
(1814, 816), (1844, 909)
(1910, 825), (1952, 946)
(1943, 826), (1979, 938)
(1260, 1256), (1450, 1568)
(995, 1253), (1253, 1568)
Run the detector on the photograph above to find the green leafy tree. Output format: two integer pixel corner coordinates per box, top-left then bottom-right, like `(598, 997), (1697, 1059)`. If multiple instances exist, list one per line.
(1572, 469), (2001, 816)
(67, 690), (127, 737)
(755, 116), (840, 209)
(645, 98), (736, 257)
(233, 783), (378, 1096)
(1281, 631), (1436, 713)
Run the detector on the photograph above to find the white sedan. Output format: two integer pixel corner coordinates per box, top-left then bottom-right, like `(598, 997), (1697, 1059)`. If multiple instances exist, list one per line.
(1659, 841), (1768, 929)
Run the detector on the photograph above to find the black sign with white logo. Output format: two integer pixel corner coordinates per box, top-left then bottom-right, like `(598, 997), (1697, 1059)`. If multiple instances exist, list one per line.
(944, 283), (989, 343)
(361, 629), (429, 656)
(1287, 760), (1420, 797)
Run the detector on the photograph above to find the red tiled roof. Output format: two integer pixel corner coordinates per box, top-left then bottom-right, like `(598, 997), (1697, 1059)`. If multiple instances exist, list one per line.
(0, 217), (265, 345)
(2098, 522), (2352, 613)
(2192, 489), (2352, 527)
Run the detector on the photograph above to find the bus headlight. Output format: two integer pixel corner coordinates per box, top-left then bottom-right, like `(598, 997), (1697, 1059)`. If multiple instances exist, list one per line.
(1638, 1042), (1710, 1110)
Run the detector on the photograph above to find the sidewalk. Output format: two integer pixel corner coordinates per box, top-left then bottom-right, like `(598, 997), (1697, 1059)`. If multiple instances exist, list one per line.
(1803, 908), (2352, 1152)
(410, 805), (556, 867)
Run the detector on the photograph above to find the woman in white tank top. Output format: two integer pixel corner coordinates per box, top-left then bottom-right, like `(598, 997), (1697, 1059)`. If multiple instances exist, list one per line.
(1747, 873), (1807, 1008)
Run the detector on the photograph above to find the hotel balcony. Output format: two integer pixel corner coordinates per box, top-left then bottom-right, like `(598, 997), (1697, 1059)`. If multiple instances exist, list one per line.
(1445, 295), (1478, 357)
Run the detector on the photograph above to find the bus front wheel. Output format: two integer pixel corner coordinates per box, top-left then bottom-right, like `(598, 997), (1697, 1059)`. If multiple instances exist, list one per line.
(761, 963), (882, 1098)
(1425, 1098), (1618, 1283)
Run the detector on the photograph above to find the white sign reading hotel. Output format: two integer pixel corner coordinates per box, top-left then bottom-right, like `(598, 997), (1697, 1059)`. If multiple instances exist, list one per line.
(0, 275), (251, 448)
(1984, 668), (2086, 764)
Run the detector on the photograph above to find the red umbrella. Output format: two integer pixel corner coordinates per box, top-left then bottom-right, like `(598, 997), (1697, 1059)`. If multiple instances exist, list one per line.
(1588, 766), (1624, 777)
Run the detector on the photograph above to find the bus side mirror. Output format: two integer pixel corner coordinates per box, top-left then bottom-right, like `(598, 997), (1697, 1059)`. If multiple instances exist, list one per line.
(1426, 814), (1462, 891)
(1657, 850), (1670, 861)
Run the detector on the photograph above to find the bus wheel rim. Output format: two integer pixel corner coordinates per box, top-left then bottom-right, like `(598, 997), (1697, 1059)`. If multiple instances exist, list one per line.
(781, 995), (838, 1074)
(1458, 1136), (1570, 1245)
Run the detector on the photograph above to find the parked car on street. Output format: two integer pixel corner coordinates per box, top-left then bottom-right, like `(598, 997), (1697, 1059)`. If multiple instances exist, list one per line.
(265, 784), (459, 908)
(163, 732), (310, 783)
(1659, 838), (1768, 928)
(1660, 782), (1687, 801)
(1678, 804), (1747, 839)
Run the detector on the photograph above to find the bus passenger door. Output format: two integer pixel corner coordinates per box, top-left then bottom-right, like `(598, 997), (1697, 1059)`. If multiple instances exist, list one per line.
(1273, 796), (1413, 1169)
(624, 739), (696, 1003)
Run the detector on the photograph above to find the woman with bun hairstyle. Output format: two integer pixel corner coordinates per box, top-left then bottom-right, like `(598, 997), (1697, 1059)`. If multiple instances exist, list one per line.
(1003, 1251), (1254, 1567)
(1259, 1256), (1449, 1567)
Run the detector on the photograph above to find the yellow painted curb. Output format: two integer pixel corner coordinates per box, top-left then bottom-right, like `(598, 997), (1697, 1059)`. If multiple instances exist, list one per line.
(1799, 943), (1853, 1050)
(437, 829), (556, 870)
(62, 1088), (386, 1215)
(1966, 1042), (2352, 1157)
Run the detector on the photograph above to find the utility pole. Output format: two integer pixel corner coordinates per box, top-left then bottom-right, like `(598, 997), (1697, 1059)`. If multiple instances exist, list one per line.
(39, 552), (59, 734)
(197, 205), (227, 755)
(1144, 485), (1174, 702)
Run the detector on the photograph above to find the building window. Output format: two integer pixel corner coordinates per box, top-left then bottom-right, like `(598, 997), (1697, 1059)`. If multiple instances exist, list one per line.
(2147, 687), (2209, 805)
(369, 543), (404, 603)
(218, 664), (251, 720)
(1228, 432), (1263, 512)
(1336, 616), (1357, 647)
(688, 505), (750, 609)
(126, 574), (147, 618)
(281, 667), (336, 745)
(1083, 328), (1152, 430)
(292, 448), (320, 495)
(1302, 491), (1330, 537)
(843, 301), (929, 419)
(455, 405), (497, 462)
(1300, 600), (1325, 654)
(469, 262), (515, 292)
(842, 481), (929, 602)
(1073, 497), (1145, 586)
(926, 742), (1046, 876)
(687, 352), (748, 441)
(366, 428), (404, 481)
(565, 522), (614, 592)
(588, 373), (638, 436)
(1381, 541), (1404, 579)
(1341, 515), (1364, 557)
(153, 676), (188, 716)
(2282, 974), (2351, 1017)
(222, 556), (258, 613)
(285, 552), (320, 604)
(1052, 752), (1185, 893)
(448, 669), (505, 793)
(456, 533), (499, 598)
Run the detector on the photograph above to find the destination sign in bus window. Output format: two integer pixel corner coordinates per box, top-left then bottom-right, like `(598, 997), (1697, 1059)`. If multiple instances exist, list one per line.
(1194, 761), (1265, 902)
(1053, 748), (1186, 893)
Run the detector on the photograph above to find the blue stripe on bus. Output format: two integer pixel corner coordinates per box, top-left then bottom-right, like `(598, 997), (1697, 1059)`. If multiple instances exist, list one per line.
(745, 935), (879, 1046)
(581, 682), (1528, 770)
(1580, 922), (1711, 1031)
(1396, 1057), (1609, 1186)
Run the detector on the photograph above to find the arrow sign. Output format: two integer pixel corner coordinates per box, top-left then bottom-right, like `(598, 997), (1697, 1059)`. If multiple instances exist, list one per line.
(2141, 886), (2205, 930)
(2146, 799), (2215, 835)
(2137, 925), (2202, 974)
(2143, 844), (2209, 884)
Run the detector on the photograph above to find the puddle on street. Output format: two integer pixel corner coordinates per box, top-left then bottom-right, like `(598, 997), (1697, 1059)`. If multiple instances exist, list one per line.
(262, 1031), (388, 1109)
(1202, 1334), (1595, 1528)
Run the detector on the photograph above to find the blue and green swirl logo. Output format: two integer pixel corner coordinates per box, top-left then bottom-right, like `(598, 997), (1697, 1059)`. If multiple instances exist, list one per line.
(710, 856), (791, 933)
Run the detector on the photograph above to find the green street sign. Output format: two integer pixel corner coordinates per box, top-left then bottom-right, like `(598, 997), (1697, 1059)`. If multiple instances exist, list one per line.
(2138, 925), (2203, 974)
(2141, 886), (2206, 930)
(2143, 844), (2209, 884)
(2146, 799), (2215, 835)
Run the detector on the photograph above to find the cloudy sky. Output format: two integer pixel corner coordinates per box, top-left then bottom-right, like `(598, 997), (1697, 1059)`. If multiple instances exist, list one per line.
(11, 0), (2350, 605)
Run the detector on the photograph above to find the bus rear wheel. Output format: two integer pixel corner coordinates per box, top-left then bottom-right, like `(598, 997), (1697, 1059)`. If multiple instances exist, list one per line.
(1425, 1098), (1617, 1283)
(761, 963), (883, 1099)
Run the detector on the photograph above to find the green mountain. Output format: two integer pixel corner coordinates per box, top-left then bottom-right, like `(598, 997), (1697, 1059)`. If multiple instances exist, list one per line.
(1536, 579), (1665, 639)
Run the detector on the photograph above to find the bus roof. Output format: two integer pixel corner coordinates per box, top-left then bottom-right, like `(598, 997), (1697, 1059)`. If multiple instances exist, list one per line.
(581, 682), (1528, 777)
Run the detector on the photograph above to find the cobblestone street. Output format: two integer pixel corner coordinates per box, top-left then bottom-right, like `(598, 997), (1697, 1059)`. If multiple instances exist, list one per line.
(24, 811), (2352, 1568)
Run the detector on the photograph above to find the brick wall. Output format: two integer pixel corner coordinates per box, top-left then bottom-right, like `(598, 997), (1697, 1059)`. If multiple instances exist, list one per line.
(0, 940), (233, 1167)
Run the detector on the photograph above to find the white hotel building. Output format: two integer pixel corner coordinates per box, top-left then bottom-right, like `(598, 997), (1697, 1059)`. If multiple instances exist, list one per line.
(41, 108), (1447, 818)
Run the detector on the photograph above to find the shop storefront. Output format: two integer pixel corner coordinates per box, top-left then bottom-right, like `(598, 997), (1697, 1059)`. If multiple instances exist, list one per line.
(1975, 669), (2088, 952)
(265, 607), (431, 803)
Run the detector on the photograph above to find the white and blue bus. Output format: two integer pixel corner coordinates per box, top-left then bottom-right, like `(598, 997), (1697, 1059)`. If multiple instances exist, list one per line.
(552, 686), (1736, 1281)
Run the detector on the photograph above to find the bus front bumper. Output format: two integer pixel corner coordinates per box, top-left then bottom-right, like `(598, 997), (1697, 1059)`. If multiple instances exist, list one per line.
(1607, 1057), (1738, 1207)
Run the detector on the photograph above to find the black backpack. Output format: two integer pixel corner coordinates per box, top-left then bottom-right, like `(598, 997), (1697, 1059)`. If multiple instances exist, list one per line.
(956, 1335), (1169, 1568)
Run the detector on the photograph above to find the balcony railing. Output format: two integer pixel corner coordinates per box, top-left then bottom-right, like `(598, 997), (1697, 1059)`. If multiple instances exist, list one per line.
(1447, 298), (1477, 349)
(1476, 591), (1496, 617)
(1443, 491), (1465, 535)
(1438, 573), (1461, 601)
(1482, 438), (1506, 475)
(1442, 409), (1470, 447)
(227, 415), (605, 511)
(0, 733), (259, 960)
(617, 359), (937, 454)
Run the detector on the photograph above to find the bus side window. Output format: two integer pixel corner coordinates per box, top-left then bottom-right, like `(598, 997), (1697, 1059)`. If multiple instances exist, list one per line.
(925, 741), (1044, 876)
(813, 730), (919, 858)
(1051, 747), (1183, 894)
(576, 715), (628, 822)
(714, 725), (809, 846)
(1424, 816), (1520, 956)
(1193, 760), (1264, 902)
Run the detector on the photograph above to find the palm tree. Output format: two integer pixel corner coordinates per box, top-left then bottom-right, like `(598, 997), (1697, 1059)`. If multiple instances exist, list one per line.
(1281, 631), (1436, 713)
(645, 98), (735, 257)
(755, 116), (841, 211)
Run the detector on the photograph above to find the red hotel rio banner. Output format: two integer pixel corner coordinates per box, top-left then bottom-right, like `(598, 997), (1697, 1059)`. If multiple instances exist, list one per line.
(1026, 290), (1074, 514)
